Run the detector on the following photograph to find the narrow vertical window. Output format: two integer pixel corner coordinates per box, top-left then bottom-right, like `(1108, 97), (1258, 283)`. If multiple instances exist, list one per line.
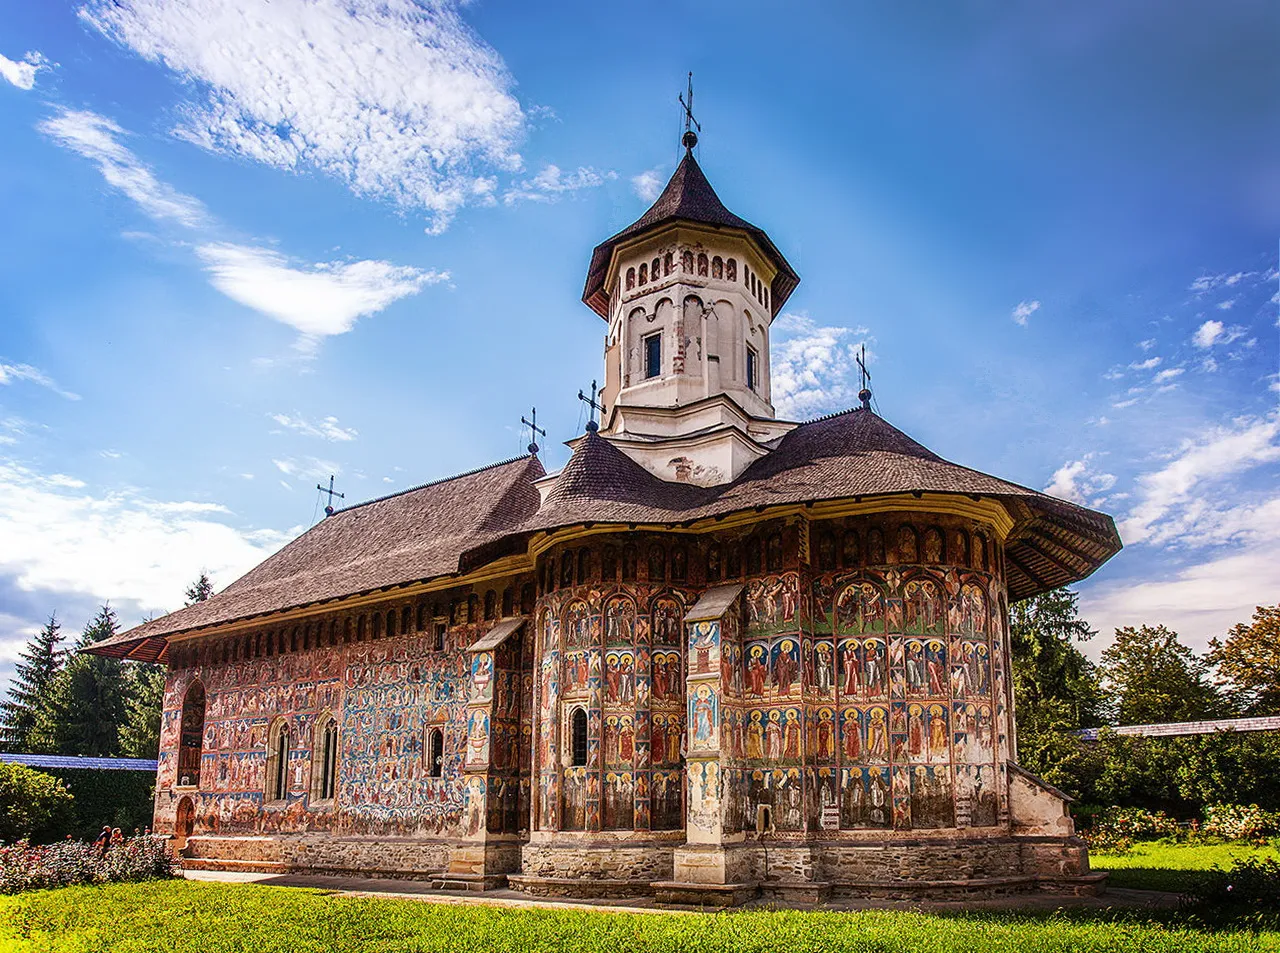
(427, 728), (445, 778)
(571, 709), (588, 767)
(434, 622), (447, 652)
(746, 346), (758, 392)
(267, 722), (290, 802)
(321, 719), (338, 800)
(177, 682), (205, 788)
(644, 333), (662, 379)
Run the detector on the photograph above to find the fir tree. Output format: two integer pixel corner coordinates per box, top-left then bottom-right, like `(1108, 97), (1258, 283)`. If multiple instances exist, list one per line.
(0, 614), (66, 752)
(118, 663), (166, 759)
(185, 571), (214, 606)
(29, 605), (128, 756)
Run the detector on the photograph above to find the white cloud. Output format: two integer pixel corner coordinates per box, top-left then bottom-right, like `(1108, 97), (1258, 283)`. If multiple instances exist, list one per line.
(771, 313), (871, 419)
(1152, 367), (1184, 384)
(1190, 271), (1254, 295)
(0, 457), (288, 621)
(632, 167), (664, 203)
(81, 0), (526, 233)
(503, 164), (614, 205)
(0, 50), (48, 90)
(269, 413), (357, 442)
(1043, 455), (1116, 506)
(1011, 299), (1040, 326)
(0, 361), (81, 400)
(39, 109), (208, 228)
(1193, 319), (1224, 348)
(1129, 356), (1161, 371)
(197, 242), (447, 344)
(1137, 338), (1157, 352)
(1216, 298), (1236, 310)
(1118, 411), (1280, 545)
(273, 457), (340, 482)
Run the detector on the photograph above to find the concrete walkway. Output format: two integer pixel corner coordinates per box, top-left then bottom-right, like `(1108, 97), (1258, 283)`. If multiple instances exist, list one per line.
(182, 869), (1181, 915)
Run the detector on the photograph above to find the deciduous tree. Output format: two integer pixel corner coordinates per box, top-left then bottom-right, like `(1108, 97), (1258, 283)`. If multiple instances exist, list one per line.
(1100, 624), (1222, 725)
(1206, 605), (1280, 716)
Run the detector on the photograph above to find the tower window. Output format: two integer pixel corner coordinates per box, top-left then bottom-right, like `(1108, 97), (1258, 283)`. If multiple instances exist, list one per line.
(644, 333), (662, 379)
(746, 346), (758, 392)
(570, 709), (588, 767)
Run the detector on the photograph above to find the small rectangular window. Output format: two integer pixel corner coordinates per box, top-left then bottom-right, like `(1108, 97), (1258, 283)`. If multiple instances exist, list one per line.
(746, 346), (758, 392)
(644, 333), (662, 379)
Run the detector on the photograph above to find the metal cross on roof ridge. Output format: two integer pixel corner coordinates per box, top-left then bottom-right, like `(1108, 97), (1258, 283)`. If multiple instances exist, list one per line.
(856, 344), (873, 411)
(317, 474), (345, 517)
(577, 380), (605, 433)
(679, 71), (700, 152)
(521, 406), (547, 456)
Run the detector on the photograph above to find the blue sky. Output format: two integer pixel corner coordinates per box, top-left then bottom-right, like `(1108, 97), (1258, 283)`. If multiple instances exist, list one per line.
(1, 0), (1277, 679)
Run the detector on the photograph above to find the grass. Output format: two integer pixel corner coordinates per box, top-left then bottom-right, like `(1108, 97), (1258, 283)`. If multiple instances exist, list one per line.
(1091, 841), (1280, 894)
(0, 879), (1278, 953)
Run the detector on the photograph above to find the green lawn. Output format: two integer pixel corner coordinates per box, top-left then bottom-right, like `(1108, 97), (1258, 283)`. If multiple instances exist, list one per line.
(1092, 841), (1280, 894)
(1, 880), (1278, 953)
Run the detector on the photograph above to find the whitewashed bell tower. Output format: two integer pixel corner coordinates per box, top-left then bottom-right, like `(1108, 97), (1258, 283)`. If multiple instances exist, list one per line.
(579, 81), (801, 487)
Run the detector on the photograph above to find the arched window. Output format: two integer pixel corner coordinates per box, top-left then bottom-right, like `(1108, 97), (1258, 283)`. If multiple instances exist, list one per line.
(726, 258), (737, 282)
(651, 257), (661, 280)
(501, 587), (514, 617)
(484, 590), (497, 621)
(577, 548), (591, 585)
(697, 253), (709, 276)
(177, 682), (205, 788)
(706, 544), (722, 582)
(427, 728), (445, 778)
(311, 715), (338, 802)
(648, 544), (666, 583)
(570, 709), (588, 767)
(467, 593), (479, 622)
(663, 252), (673, 275)
(682, 250), (694, 272)
(639, 262), (648, 285)
(602, 545), (618, 582)
(266, 720), (291, 802)
(626, 267), (636, 290)
(712, 256), (724, 279)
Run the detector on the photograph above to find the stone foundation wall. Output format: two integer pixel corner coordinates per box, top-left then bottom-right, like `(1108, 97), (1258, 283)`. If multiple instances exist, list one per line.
(185, 834), (458, 879)
(521, 840), (676, 882)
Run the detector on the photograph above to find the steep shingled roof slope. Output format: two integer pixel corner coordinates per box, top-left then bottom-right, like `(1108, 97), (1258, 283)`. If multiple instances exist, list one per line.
(582, 152), (800, 318)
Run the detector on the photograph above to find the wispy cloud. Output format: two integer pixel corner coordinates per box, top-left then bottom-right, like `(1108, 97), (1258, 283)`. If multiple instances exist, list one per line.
(0, 50), (48, 90)
(771, 313), (871, 419)
(196, 243), (448, 346)
(272, 457), (341, 482)
(1043, 454), (1116, 506)
(1011, 299), (1040, 326)
(632, 167), (664, 203)
(1129, 356), (1161, 371)
(38, 109), (208, 228)
(1152, 367), (1184, 385)
(269, 413), (357, 442)
(503, 164), (614, 205)
(0, 361), (81, 401)
(81, 0), (527, 234)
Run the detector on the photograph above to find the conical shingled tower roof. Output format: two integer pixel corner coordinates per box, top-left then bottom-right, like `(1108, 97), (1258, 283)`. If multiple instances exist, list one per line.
(582, 152), (799, 319)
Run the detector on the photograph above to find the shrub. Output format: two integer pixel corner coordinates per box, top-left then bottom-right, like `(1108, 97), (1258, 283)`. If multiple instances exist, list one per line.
(0, 835), (176, 894)
(0, 764), (74, 845)
(1182, 857), (1280, 929)
(1203, 804), (1280, 841)
(1086, 806), (1180, 847)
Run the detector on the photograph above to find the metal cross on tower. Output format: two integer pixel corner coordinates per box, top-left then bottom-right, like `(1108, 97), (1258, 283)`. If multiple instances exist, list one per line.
(521, 407), (547, 456)
(317, 474), (345, 517)
(856, 344), (873, 411)
(578, 380), (605, 433)
(679, 71), (700, 152)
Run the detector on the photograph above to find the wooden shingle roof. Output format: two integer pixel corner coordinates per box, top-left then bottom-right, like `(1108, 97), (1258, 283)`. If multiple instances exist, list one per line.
(87, 409), (1120, 659)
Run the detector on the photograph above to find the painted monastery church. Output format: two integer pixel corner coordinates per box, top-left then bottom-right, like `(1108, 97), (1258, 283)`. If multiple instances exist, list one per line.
(90, 135), (1122, 904)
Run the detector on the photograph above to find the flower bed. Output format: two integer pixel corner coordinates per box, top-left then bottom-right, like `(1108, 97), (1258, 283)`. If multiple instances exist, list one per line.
(0, 835), (177, 894)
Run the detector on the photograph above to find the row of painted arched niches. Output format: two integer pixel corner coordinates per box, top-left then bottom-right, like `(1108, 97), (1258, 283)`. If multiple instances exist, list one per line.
(624, 250), (770, 310)
(812, 524), (1000, 577)
(165, 584), (537, 670)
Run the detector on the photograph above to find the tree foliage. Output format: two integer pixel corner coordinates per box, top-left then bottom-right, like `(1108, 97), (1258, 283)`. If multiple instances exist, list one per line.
(184, 571), (214, 606)
(1010, 588), (1104, 734)
(1206, 604), (1280, 716)
(0, 762), (74, 844)
(0, 615), (65, 753)
(1100, 624), (1223, 725)
(118, 664), (165, 760)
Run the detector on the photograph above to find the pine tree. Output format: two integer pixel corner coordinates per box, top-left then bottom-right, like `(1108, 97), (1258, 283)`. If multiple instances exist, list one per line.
(118, 663), (166, 758)
(0, 614), (66, 752)
(185, 571), (214, 606)
(29, 605), (129, 756)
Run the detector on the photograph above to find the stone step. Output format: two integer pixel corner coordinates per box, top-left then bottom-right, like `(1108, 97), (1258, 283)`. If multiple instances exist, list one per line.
(182, 858), (289, 875)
